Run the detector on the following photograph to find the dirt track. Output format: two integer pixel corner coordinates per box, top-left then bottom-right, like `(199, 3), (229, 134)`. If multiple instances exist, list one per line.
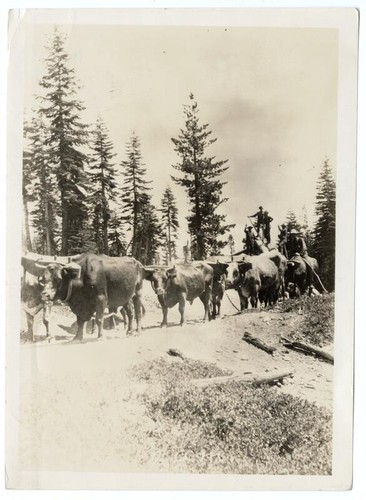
(18, 286), (333, 473)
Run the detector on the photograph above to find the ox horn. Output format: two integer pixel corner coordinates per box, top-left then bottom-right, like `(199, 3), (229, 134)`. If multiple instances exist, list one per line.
(63, 262), (82, 279)
(35, 262), (47, 270)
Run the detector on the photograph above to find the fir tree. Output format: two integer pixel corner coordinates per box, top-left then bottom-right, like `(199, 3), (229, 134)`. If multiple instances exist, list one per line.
(120, 133), (151, 256)
(171, 94), (233, 260)
(160, 186), (179, 263)
(108, 212), (127, 257)
(38, 28), (90, 255)
(135, 193), (163, 265)
(313, 159), (336, 291)
(300, 205), (315, 254)
(22, 120), (35, 252)
(89, 117), (117, 254)
(26, 115), (59, 254)
(228, 234), (235, 257)
(285, 210), (302, 233)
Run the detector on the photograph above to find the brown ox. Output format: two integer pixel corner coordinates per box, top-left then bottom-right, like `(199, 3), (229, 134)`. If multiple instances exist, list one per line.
(226, 253), (279, 310)
(21, 254), (53, 341)
(144, 262), (213, 327)
(205, 261), (229, 319)
(38, 253), (144, 340)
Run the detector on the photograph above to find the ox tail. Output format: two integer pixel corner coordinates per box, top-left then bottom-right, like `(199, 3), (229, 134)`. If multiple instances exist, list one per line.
(312, 269), (328, 294)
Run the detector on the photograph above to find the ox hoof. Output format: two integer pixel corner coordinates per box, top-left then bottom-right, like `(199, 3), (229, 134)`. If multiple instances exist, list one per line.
(160, 323), (168, 329)
(126, 330), (134, 336)
(46, 336), (55, 343)
(72, 336), (84, 343)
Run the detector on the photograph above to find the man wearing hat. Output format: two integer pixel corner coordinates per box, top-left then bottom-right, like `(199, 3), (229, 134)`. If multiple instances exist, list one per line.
(249, 206), (264, 235)
(263, 211), (273, 244)
(288, 229), (307, 258)
(278, 223), (288, 258)
(243, 224), (256, 255)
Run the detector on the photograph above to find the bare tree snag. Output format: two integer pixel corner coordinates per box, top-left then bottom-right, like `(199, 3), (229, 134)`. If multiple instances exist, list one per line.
(192, 371), (294, 388)
(281, 337), (334, 364)
(243, 331), (277, 354)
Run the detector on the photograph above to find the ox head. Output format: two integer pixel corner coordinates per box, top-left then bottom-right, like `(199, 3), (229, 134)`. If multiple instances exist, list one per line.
(286, 282), (301, 298)
(207, 262), (229, 281)
(36, 261), (81, 302)
(225, 262), (241, 289)
(143, 267), (169, 296)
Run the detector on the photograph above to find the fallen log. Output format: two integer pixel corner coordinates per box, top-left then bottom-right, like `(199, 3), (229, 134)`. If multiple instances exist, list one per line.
(191, 371), (294, 388)
(167, 348), (186, 360)
(281, 336), (334, 364)
(243, 331), (277, 355)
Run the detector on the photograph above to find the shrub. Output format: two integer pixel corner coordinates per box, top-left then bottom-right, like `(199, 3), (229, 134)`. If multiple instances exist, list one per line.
(142, 381), (332, 475)
(282, 293), (334, 346)
(131, 357), (232, 383)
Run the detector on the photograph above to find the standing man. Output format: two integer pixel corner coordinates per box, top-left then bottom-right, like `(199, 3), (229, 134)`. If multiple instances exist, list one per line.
(249, 206), (264, 236)
(288, 229), (308, 258)
(244, 225), (256, 255)
(278, 224), (288, 258)
(263, 211), (273, 244)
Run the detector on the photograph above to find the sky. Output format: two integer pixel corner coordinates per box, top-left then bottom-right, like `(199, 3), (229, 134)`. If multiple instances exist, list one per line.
(22, 20), (338, 256)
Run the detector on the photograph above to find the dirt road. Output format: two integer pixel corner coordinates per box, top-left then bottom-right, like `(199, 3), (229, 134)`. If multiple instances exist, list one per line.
(18, 287), (333, 473)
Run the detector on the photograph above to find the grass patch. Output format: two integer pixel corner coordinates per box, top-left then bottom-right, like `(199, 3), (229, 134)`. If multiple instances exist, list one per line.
(131, 357), (232, 383)
(281, 293), (334, 346)
(142, 380), (332, 475)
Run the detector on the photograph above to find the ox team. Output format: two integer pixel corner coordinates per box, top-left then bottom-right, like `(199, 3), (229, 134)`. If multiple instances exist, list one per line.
(21, 205), (324, 341)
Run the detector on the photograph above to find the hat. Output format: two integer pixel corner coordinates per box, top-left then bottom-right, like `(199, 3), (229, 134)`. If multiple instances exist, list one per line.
(281, 224), (286, 228)
(264, 211), (268, 214)
(290, 229), (299, 235)
(247, 225), (253, 229)
(259, 206), (263, 209)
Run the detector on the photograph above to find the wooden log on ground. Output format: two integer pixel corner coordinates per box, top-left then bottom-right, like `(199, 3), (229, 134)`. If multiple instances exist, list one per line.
(243, 331), (277, 354)
(167, 348), (186, 360)
(191, 371), (294, 388)
(281, 336), (334, 364)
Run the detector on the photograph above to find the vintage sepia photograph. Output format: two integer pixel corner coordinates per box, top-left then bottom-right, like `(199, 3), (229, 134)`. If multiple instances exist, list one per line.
(6, 8), (358, 490)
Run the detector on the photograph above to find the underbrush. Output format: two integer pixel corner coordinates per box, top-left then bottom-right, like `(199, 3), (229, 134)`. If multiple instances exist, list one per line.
(281, 293), (334, 346)
(131, 357), (232, 383)
(141, 380), (332, 474)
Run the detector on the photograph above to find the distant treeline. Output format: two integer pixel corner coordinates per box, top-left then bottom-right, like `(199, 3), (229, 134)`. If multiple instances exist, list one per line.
(22, 29), (233, 265)
(22, 29), (336, 291)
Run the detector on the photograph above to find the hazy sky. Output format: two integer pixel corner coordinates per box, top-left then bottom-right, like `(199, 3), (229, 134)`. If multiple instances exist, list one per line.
(23, 21), (338, 254)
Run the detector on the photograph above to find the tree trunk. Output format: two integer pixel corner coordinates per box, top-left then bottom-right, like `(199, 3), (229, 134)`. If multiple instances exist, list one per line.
(193, 151), (204, 260)
(22, 196), (33, 252)
(61, 193), (68, 255)
(44, 198), (52, 255)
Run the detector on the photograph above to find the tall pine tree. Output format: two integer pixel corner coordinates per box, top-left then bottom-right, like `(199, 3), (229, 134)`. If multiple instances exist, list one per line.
(38, 28), (90, 255)
(26, 115), (59, 254)
(285, 210), (302, 232)
(313, 159), (336, 291)
(160, 186), (179, 264)
(120, 133), (152, 257)
(22, 120), (35, 252)
(171, 94), (233, 260)
(135, 193), (163, 265)
(89, 117), (117, 254)
(108, 212), (127, 257)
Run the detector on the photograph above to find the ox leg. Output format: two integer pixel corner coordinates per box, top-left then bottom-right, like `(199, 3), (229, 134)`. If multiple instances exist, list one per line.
(211, 299), (217, 320)
(199, 294), (211, 322)
(119, 307), (128, 329)
(124, 302), (134, 335)
(43, 302), (52, 341)
(158, 296), (168, 328)
(74, 317), (85, 341)
(96, 295), (107, 339)
(25, 312), (35, 342)
(178, 293), (187, 326)
(133, 292), (143, 334)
